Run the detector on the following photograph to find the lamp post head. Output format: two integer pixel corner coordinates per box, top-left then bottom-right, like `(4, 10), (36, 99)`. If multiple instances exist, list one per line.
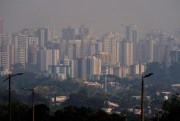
(143, 73), (153, 78)
(16, 73), (24, 75)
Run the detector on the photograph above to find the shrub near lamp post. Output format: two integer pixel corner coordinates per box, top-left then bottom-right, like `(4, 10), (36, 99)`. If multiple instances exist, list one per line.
(141, 73), (153, 121)
(3, 73), (24, 121)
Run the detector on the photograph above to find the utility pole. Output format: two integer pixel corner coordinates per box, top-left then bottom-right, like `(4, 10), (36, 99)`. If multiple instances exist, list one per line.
(3, 73), (24, 121)
(22, 88), (35, 121)
(141, 73), (153, 121)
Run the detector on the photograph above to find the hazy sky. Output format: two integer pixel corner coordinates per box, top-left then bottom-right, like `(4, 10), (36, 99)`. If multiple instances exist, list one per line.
(0, 0), (180, 38)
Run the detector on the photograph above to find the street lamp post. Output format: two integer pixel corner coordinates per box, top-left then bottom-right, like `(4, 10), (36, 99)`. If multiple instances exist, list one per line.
(141, 73), (153, 121)
(3, 73), (24, 121)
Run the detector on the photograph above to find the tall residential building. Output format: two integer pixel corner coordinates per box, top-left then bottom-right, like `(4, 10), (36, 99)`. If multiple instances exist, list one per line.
(13, 33), (28, 67)
(146, 39), (154, 62)
(74, 58), (83, 79)
(0, 17), (3, 35)
(81, 56), (101, 80)
(102, 32), (120, 65)
(125, 25), (138, 63)
(36, 27), (50, 48)
(0, 51), (9, 70)
(0, 34), (15, 68)
(62, 25), (90, 40)
(64, 40), (81, 60)
(90, 56), (101, 75)
(48, 57), (75, 79)
(136, 40), (146, 63)
(62, 26), (76, 40)
(15, 33), (28, 67)
(93, 52), (111, 74)
(39, 48), (59, 72)
(78, 25), (90, 39)
(8, 44), (15, 66)
(170, 49), (180, 63)
(129, 64), (145, 77)
(113, 63), (129, 78)
(0, 33), (11, 51)
(28, 45), (39, 65)
(61, 57), (75, 79)
(75, 56), (101, 80)
(125, 24), (138, 43)
(153, 43), (167, 63)
(28, 36), (39, 65)
(81, 38), (97, 57)
(146, 30), (169, 43)
(119, 40), (134, 66)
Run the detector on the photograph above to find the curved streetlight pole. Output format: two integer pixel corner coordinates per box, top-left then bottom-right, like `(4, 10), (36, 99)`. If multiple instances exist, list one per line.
(3, 73), (24, 121)
(141, 73), (153, 121)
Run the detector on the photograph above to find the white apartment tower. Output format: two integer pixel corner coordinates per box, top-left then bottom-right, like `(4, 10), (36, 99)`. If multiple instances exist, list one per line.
(76, 56), (101, 80)
(119, 40), (134, 66)
(102, 32), (120, 65)
(13, 33), (28, 67)
(82, 56), (101, 80)
(39, 48), (59, 72)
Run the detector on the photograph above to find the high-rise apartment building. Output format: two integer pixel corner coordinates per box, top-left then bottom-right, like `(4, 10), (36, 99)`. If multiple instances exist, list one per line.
(78, 25), (90, 39)
(0, 51), (9, 70)
(36, 27), (50, 48)
(119, 40), (134, 66)
(13, 33), (28, 67)
(39, 48), (59, 72)
(62, 26), (76, 40)
(146, 39), (154, 62)
(113, 63), (129, 78)
(28, 45), (39, 65)
(62, 25), (90, 40)
(8, 44), (15, 66)
(67, 40), (81, 60)
(125, 24), (138, 43)
(125, 25), (138, 63)
(136, 40), (146, 63)
(0, 33), (12, 51)
(93, 52), (111, 74)
(74, 56), (101, 80)
(16, 33), (28, 67)
(28, 36), (39, 65)
(81, 38), (97, 57)
(90, 56), (101, 75)
(170, 49), (180, 63)
(63, 57), (75, 79)
(81, 56), (101, 80)
(102, 32), (120, 65)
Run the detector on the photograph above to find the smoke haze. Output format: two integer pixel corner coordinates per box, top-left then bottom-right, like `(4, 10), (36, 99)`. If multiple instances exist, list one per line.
(0, 0), (180, 37)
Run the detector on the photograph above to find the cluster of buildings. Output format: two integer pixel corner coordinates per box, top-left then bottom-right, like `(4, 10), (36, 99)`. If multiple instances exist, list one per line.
(0, 17), (180, 80)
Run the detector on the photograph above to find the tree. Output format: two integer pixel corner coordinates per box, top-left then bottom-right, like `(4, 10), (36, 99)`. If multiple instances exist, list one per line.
(154, 94), (180, 121)
(34, 104), (50, 121)
(168, 62), (180, 83)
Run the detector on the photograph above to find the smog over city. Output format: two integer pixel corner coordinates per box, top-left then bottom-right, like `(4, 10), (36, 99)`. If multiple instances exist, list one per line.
(0, 0), (180, 121)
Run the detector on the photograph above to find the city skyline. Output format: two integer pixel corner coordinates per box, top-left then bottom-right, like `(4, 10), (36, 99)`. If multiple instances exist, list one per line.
(0, 0), (180, 38)
(0, 0), (180, 81)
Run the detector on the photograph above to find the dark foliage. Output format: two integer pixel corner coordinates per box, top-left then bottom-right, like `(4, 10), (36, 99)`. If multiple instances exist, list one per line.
(0, 103), (127, 121)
